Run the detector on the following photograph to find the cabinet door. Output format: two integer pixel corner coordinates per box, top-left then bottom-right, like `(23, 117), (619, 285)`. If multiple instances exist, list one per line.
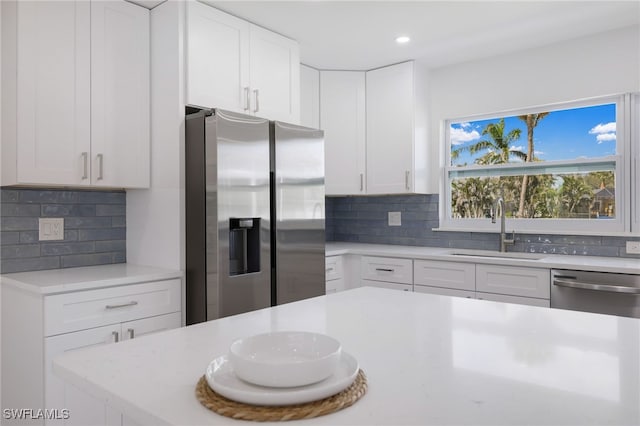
(414, 260), (475, 291)
(300, 65), (320, 129)
(121, 312), (181, 341)
(366, 61), (414, 194)
(321, 71), (366, 195)
(249, 24), (300, 123)
(186, 1), (249, 112)
(16, 0), (91, 185)
(476, 265), (550, 299)
(44, 324), (122, 426)
(91, 1), (150, 188)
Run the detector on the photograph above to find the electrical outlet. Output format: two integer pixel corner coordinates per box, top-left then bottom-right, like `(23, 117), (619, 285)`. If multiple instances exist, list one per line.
(388, 211), (401, 227)
(39, 218), (64, 241)
(626, 241), (640, 255)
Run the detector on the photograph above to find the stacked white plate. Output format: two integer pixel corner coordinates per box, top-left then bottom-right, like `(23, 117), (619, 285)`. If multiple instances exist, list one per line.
(205, 331), (359, 406)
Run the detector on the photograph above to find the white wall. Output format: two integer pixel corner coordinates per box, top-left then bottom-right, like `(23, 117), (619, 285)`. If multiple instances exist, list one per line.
(127, 1), (185, 273)
(425, 26), (640, 192)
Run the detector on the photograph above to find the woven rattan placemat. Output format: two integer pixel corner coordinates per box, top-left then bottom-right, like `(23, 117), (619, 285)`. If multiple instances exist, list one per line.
(195, 369), (367, 422)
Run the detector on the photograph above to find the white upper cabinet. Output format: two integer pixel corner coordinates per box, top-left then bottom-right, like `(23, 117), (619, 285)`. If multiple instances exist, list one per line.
(186, 1), (249, 112)
(13, 1), (91, 186)
(91, 1), (150, 188)
(249, 25), (300, 123)
(320, 71), (366, 195)
(299, 65), (320, 129)
(366, 61), (428, 194)
(1, 0), (150, 188)
(186, 2), (300, 123)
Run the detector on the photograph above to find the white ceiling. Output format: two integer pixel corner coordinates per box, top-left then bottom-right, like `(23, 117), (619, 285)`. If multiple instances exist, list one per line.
(202, 1), (640, 70)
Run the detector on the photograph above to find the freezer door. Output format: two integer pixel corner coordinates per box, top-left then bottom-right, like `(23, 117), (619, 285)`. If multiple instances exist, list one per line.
(272, 121), (326, 305)
(215, 110), (272, 319)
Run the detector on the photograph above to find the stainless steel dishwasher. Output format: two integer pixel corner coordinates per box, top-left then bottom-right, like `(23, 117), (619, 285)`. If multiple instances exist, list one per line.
(551, 269), (640, 318)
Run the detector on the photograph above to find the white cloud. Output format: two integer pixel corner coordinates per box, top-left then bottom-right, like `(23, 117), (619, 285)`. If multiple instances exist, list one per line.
(450, 127), (480, 145)
(534, 150), (545, 156)
(596, 133), (616, 143)
(460, 122), (471, 128)
(509, 145), (524, 152)
(589, 122), (616, 135)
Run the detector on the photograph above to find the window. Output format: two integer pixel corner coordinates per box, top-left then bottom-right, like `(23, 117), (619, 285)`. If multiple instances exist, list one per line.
(440, 94), (636, 234)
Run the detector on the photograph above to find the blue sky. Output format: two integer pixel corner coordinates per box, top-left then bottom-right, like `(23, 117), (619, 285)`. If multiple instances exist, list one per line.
(450, 103), (616, 166)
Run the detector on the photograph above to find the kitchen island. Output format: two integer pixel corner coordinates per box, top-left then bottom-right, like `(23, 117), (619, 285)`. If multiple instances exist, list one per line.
(54, 287), (640, 425)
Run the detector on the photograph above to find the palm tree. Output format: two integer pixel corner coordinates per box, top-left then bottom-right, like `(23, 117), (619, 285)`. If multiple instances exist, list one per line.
(516, 113), (549, 217)
(453, 118), (525, 165)
(560, 176), (593, 217)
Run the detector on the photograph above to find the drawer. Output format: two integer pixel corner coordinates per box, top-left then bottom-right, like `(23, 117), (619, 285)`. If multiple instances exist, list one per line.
(361, 256), (412, 284)
(44, 279), (181, 336)
(476, 265), (550, 299)
(325, 256), (344, 281)
(326, 277), (345, 295)
(362, 279), (412, 292)
(414, 260), (475, 291)
(414, 284), (475, 299)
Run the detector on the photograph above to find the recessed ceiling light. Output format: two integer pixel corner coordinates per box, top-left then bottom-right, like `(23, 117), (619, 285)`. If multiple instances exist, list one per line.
(395, 36), (411, 44)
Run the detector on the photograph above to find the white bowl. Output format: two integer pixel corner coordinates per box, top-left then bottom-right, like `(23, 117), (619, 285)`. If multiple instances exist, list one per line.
(228, 331), (342, 388)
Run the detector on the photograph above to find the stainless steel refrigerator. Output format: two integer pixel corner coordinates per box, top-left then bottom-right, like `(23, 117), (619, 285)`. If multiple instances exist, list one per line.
(185, 107), (325, 324)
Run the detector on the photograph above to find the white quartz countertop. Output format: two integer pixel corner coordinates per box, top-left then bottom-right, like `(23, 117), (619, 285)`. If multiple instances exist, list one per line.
(326, 242), (640, 274)
(54, 287), (640, 425)
(0, 263), (183, 294)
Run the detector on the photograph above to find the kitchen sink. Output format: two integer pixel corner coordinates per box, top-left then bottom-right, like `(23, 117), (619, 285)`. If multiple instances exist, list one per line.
(447, 249), (547, 260)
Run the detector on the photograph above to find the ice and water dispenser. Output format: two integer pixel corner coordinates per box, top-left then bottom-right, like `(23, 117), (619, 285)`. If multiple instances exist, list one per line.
(229, 218), (261, 276)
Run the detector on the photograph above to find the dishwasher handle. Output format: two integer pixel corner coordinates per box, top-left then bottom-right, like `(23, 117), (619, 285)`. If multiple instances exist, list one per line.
(553, 278), (640, 295)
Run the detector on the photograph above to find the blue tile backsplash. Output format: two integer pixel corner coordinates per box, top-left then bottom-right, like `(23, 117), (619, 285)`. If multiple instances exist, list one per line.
(1, 188), (126, 273)
(326, 194), (640, 258)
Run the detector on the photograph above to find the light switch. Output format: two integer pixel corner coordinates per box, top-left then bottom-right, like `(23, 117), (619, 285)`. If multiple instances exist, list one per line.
(39, 218), (64, 241)
(388, 211), (401, 226)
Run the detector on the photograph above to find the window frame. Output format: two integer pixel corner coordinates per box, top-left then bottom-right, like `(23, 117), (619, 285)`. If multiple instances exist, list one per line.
(439, 94), (634, 236)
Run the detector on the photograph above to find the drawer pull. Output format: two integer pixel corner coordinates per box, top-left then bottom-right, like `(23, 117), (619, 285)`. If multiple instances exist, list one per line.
(326, 267), (334, 272)
(112, 331), (119, 343)
(375, 268), (394, 272)
(128, 328), (135, 339)
(105, 301), (139, 310)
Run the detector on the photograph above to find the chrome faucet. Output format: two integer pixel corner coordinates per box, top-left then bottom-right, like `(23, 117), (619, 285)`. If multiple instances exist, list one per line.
(491, 197), (515, 252)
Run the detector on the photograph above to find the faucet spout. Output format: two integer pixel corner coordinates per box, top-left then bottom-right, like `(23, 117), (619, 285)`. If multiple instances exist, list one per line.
(492, 197), (515, 252)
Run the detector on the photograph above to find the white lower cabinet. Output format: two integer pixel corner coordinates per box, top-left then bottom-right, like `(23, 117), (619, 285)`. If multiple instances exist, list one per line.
(413, 259), (550, 306)
(2, 278), (181, 426)
(325, 255), (345, 294)
(360, 256), (413, 291)
(475, 264), (550, 299)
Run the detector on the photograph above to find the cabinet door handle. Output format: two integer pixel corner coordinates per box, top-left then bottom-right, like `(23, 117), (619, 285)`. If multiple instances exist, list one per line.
(81, 152), (88, 180)
(127, 328), (135, 339)
(97, 154), (104, 180)
(360, 173), (364, 192)
(243, 86), (250, 111)
(253, 89), (259, 113)
(105, 301), (138, 310)
(326, 267), (334, 272)
(405, 170), (410, 190)
(375, 268), (394, 272)
(112, 331), (119, 343)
